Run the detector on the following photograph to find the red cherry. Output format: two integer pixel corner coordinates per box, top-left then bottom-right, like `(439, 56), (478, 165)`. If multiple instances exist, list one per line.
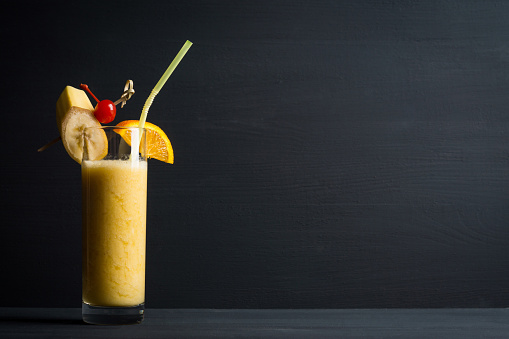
(94, 100), (116, 123)
(80, 84), (117, 124)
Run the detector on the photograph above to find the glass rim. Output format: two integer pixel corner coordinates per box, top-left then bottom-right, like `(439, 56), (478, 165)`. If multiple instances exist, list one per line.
(84, 125), (147, 131)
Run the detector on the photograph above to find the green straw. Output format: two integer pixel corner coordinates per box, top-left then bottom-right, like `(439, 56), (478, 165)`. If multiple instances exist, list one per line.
(139, 40), (193, 128)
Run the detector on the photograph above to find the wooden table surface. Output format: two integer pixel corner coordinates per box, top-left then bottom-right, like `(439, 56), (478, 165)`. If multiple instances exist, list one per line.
(1, 308), (508, 338)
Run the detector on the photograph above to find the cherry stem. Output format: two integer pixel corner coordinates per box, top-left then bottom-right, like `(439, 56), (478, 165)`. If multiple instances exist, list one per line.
(80, 84), (100, 103)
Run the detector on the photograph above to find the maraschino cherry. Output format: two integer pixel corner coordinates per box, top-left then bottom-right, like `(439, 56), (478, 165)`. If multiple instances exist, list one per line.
(80, 84), (116, 124)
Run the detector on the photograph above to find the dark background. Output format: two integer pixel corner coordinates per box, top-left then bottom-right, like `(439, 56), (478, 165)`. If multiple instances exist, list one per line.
(2, 0), (509, 308)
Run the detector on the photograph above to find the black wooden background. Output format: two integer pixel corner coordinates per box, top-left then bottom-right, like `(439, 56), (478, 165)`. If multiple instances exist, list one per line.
(2, 0), (509, 308)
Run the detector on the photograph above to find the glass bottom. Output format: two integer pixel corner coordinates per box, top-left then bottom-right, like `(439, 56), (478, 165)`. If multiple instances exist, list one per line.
(82, 302), (144, 325)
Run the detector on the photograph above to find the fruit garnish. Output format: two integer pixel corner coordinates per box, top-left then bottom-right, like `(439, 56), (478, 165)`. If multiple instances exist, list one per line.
(115, 120), (174, 163)
(39, 86), (95, 152)
(61, 107), (108, 163)
(46, 86), (107, 163)
(80, 84), (117, 124)
(39, 81), (137, 155)
(56, 86), (95, 135)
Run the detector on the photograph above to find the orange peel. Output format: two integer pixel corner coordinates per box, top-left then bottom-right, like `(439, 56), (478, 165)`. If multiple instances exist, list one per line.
(115, 120), (174, 163)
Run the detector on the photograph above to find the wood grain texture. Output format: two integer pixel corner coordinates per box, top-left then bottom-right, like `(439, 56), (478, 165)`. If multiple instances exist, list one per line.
(2, 308), (509, 338)
(2, 0), (509, 308)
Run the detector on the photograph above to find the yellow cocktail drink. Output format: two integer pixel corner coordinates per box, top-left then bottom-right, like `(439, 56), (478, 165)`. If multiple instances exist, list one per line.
(73, 40), (188, 324)
(82, 159), (148, 307)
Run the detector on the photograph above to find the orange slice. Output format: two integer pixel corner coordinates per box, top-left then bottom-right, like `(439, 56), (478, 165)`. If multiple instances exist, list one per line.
(115, 120), (174, 163)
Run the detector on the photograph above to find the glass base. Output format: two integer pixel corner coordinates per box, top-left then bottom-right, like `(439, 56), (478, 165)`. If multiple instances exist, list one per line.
(82, 302), (144, 325)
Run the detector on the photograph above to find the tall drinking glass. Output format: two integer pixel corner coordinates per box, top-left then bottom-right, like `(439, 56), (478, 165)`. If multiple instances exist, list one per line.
(81, 126), (148, 325)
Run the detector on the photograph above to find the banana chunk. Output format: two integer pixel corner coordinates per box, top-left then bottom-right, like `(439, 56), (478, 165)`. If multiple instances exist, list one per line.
(56, 86), (107, 164)
(61, 107), (107, 164)
(56, 86), (95, 136)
